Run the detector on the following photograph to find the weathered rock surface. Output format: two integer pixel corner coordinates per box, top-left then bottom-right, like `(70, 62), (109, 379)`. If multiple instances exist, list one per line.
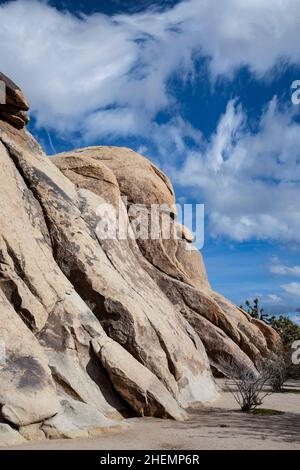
(19, 423), (46, 442)
(42, 397), (128, 440)
(0, 72), (29, 129)
(0, 290), (60, 426)
(92, 338), (187, 420)
(0, 424), (26, 447)
(54, 147), (282, 376)
(0, 76), (282, 446)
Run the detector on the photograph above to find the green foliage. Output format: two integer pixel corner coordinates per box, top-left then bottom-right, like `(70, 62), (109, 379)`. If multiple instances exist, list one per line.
(267, 315), (300, 347)
(250, 408), (283, 416)
(240, 298), (268, 321)
(240, 298), (300, 348)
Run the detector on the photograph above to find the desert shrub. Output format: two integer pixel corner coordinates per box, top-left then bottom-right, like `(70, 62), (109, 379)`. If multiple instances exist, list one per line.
(260, 356), (289, 392)
(219, 357), (278, 411)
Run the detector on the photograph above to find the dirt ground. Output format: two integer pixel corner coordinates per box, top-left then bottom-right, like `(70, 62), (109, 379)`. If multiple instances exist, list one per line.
(3, 379), (300, 450)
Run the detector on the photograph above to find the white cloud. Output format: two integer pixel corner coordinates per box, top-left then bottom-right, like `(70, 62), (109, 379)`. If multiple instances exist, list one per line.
(1, 0), (300, 133)
(281, 282), (300, 300)
(272, 265), (300, 276)
(172, 98), (300, 243)
(270, 259), (300, 277)
(0, 0), (196, 133)
(265, 294), (282, 304)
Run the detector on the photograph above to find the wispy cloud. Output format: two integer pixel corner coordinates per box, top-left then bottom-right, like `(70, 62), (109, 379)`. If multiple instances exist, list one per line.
(269, 258), (300, 277)
(265, 294), (283, 305)
(172, 98), (300, 243)
(281, 282), (300, 300)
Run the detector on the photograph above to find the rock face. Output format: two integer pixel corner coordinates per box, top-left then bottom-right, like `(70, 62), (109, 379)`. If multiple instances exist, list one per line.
(0, 424), (26, 447)
(0, 75), (282, 445)
(0, 73), (29, 129)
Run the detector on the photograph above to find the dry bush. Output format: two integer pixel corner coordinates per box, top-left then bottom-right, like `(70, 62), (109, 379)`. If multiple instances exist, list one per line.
(218, 357), (280, 412)
(262, 356), (289, 392)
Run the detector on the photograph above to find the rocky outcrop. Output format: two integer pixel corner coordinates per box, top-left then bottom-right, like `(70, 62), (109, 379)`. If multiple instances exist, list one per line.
(41, 397), (128, 440)
(0, 73), (29, 129)
(0, 76), (282, 446)
(0, 424), (26, 447)
(53, 147), (282, 376)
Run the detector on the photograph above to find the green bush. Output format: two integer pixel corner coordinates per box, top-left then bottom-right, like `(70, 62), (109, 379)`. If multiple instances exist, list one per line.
(267, 315), (300, 348)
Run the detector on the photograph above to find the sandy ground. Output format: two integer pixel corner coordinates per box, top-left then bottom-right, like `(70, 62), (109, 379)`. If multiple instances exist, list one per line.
(3, 379), (300, 451)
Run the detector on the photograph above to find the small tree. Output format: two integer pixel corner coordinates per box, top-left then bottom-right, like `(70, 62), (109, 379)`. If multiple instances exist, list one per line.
(219, 357), (276, 412)
(240, 298), (269, 322)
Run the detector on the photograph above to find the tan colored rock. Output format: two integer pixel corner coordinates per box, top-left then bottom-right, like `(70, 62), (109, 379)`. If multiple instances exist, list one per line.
(56, 146), (176, 210)
(251, 317), (283, 353)
(0, 108), (218, 438)
(53, 148), (201, 286)
(176, 223), (195, 243)
(19, 423), (46, 442)
(0, 424), (26, 447)
(0, 72), (29, 129)
(0, 132), (127, 421)
(0, 75), (283, 446)
(14, 139), (217, 407)
(54, 146), (282, 376)
(93, 337), (188, 420)
(176, 239), (211, 291)
(0, 290), (60, 426)
(42, 397), (127, 440)
(51, 154), (120, 211)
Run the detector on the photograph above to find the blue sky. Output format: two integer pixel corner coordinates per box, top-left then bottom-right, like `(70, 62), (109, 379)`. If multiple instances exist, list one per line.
(1, 0), (300, 322)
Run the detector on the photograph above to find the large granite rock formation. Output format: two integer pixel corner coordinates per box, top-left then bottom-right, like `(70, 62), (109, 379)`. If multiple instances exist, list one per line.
(0, 76), (282, 445)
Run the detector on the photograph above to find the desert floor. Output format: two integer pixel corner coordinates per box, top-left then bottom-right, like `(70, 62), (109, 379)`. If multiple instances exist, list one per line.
(4, 379), (300, 451)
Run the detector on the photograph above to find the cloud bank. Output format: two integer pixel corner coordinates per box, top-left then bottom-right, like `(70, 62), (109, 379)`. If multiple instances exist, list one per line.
(1, 0), (300, 131)
(1, 0), (300, 244)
